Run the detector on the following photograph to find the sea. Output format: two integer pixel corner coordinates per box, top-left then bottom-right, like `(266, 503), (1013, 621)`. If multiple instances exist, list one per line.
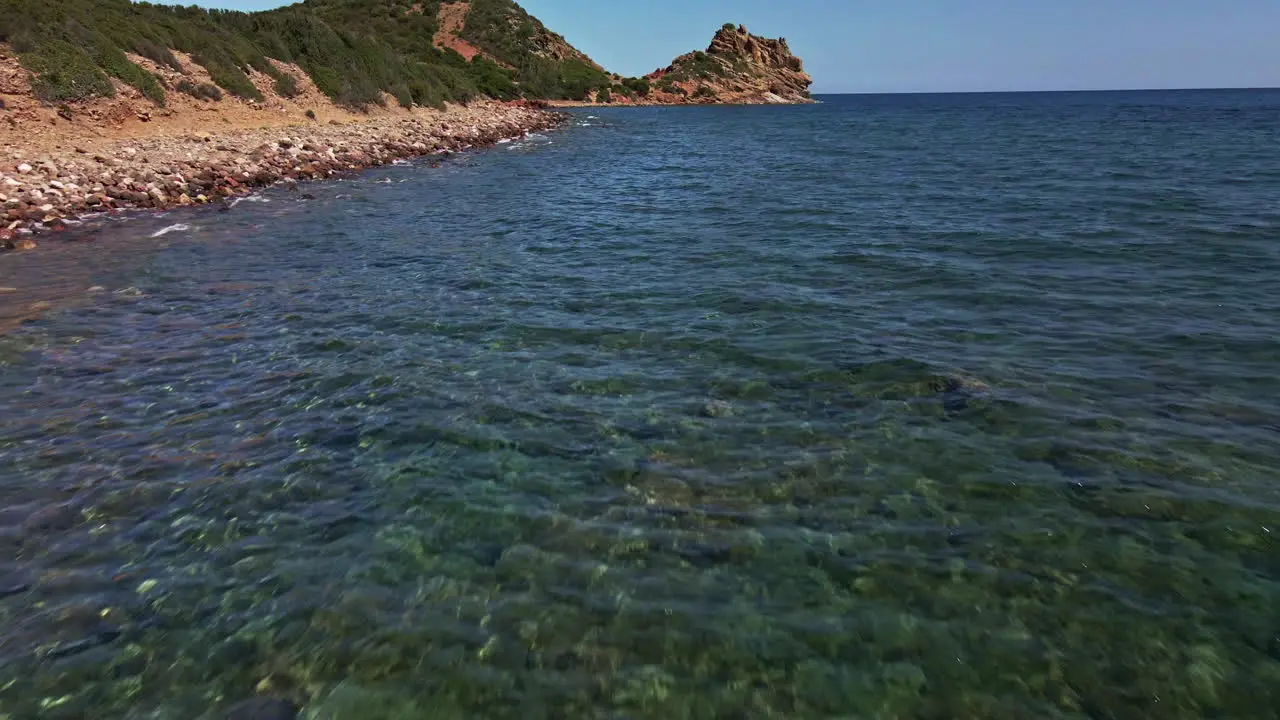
(1, 90), (1278, 718)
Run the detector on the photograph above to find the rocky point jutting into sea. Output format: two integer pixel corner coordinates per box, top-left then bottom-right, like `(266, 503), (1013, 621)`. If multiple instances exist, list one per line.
(642, 24), (814, 105)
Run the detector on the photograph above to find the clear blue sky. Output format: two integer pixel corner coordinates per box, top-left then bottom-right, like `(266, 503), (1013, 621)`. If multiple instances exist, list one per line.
(152, 0), (1280, 93)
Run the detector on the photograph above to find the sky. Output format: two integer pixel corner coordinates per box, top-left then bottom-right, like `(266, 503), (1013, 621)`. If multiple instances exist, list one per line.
(151, 0), (1280, 93)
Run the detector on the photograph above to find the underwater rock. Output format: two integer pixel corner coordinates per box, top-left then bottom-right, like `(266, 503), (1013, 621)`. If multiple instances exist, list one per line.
(21, 501), (81, 536)
(0, 578), (30, 598)
(225, 697), (298, 720)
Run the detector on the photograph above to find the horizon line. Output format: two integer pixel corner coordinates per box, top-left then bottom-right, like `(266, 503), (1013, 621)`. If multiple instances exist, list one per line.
(811, 86), (1280, 96)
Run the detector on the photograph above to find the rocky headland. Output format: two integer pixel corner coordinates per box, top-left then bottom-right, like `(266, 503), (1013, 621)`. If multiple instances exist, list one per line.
(550, 25), (814, 107)
(646, 25), (814, 105)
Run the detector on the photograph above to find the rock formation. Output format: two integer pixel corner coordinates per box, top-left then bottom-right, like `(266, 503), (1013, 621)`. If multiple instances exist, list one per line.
(645, 25), (814, 105)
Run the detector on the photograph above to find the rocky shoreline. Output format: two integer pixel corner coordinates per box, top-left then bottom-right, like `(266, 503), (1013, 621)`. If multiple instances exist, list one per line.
(0, 102), (565, 252)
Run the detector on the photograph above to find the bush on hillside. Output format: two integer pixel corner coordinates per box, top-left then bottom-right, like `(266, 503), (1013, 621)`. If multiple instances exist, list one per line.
(65, 21), (166, 105)
(20, 40), (115, 102)
(135, 39), (183, 72)
(459, 0), (546, 68)
(668, 51), (729, 83)
(191, 47), (262, 101)
(274, 72), (299, 98)
(621, 76), (650, 96)
(596, 86), (612, 103)
(655, 77), (685, 95)
(559, 58), (610, 101)
(469, 56), (517, 100)
(176, 79), (223, 101)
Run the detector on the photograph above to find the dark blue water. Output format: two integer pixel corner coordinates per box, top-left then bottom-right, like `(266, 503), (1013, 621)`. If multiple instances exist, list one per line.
(2, 90), (1279, 719)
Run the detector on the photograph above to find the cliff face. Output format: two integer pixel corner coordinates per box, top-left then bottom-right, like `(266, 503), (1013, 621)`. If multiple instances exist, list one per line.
(645, 25), (813, 105)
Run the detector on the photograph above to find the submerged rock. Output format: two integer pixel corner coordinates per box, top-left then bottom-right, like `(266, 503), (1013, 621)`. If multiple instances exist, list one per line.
(225, 697), (298, 720)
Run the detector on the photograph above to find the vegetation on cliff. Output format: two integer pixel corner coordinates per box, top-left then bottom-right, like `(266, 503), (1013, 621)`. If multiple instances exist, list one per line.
(0, 0), (619, 108)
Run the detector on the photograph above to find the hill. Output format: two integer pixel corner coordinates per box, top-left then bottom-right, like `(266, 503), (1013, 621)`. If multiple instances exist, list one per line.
(0, 0), (616, 109)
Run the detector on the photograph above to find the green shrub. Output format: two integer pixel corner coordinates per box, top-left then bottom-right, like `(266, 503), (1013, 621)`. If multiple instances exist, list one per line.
(135, 39), (183, 72)
(20, 39), (115, 102)
(274, 72), (299, 98)
(668, 50), (729, 83)
(596, 86), (612, 103)
(621, 76), (650, 96)
(515, 56), (560, 98)
(460, 0), (553, 68)
(93, 45), (167, 105)
(391, 83), (413, 108)
(176, 78), (223, 101)
(559, 58), (609, 101)
(305, 109), (316, 119)
(722, 23), (737, 31)
(191, 47), (262, 101)
(469, 56), (516, 100)
(656, 77), (685, 95)
(693, 85), (717, 99)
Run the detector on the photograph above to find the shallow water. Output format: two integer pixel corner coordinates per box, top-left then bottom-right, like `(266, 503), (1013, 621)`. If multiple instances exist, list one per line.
(1, 91), (1279, 718)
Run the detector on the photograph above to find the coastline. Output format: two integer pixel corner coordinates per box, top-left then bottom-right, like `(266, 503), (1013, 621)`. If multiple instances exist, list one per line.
(0, 101), (566, 251)
(545, 97), (816, 108)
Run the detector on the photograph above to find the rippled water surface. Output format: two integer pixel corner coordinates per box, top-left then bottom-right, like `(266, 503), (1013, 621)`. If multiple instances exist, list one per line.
(2, 91), (1280, 718)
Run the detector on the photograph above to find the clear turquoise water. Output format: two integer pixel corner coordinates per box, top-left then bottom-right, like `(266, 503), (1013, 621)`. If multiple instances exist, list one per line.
(1, 91), (1279, 719)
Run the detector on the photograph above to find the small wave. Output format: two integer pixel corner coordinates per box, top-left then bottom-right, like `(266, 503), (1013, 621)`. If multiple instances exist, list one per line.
(497, 138), (513, 145)
(150, 224), (191, 238)
(226, 195), (271, 209)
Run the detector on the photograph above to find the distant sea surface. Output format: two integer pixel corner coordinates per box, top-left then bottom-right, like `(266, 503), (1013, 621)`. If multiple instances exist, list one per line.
(2, 90), (1279, 718)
